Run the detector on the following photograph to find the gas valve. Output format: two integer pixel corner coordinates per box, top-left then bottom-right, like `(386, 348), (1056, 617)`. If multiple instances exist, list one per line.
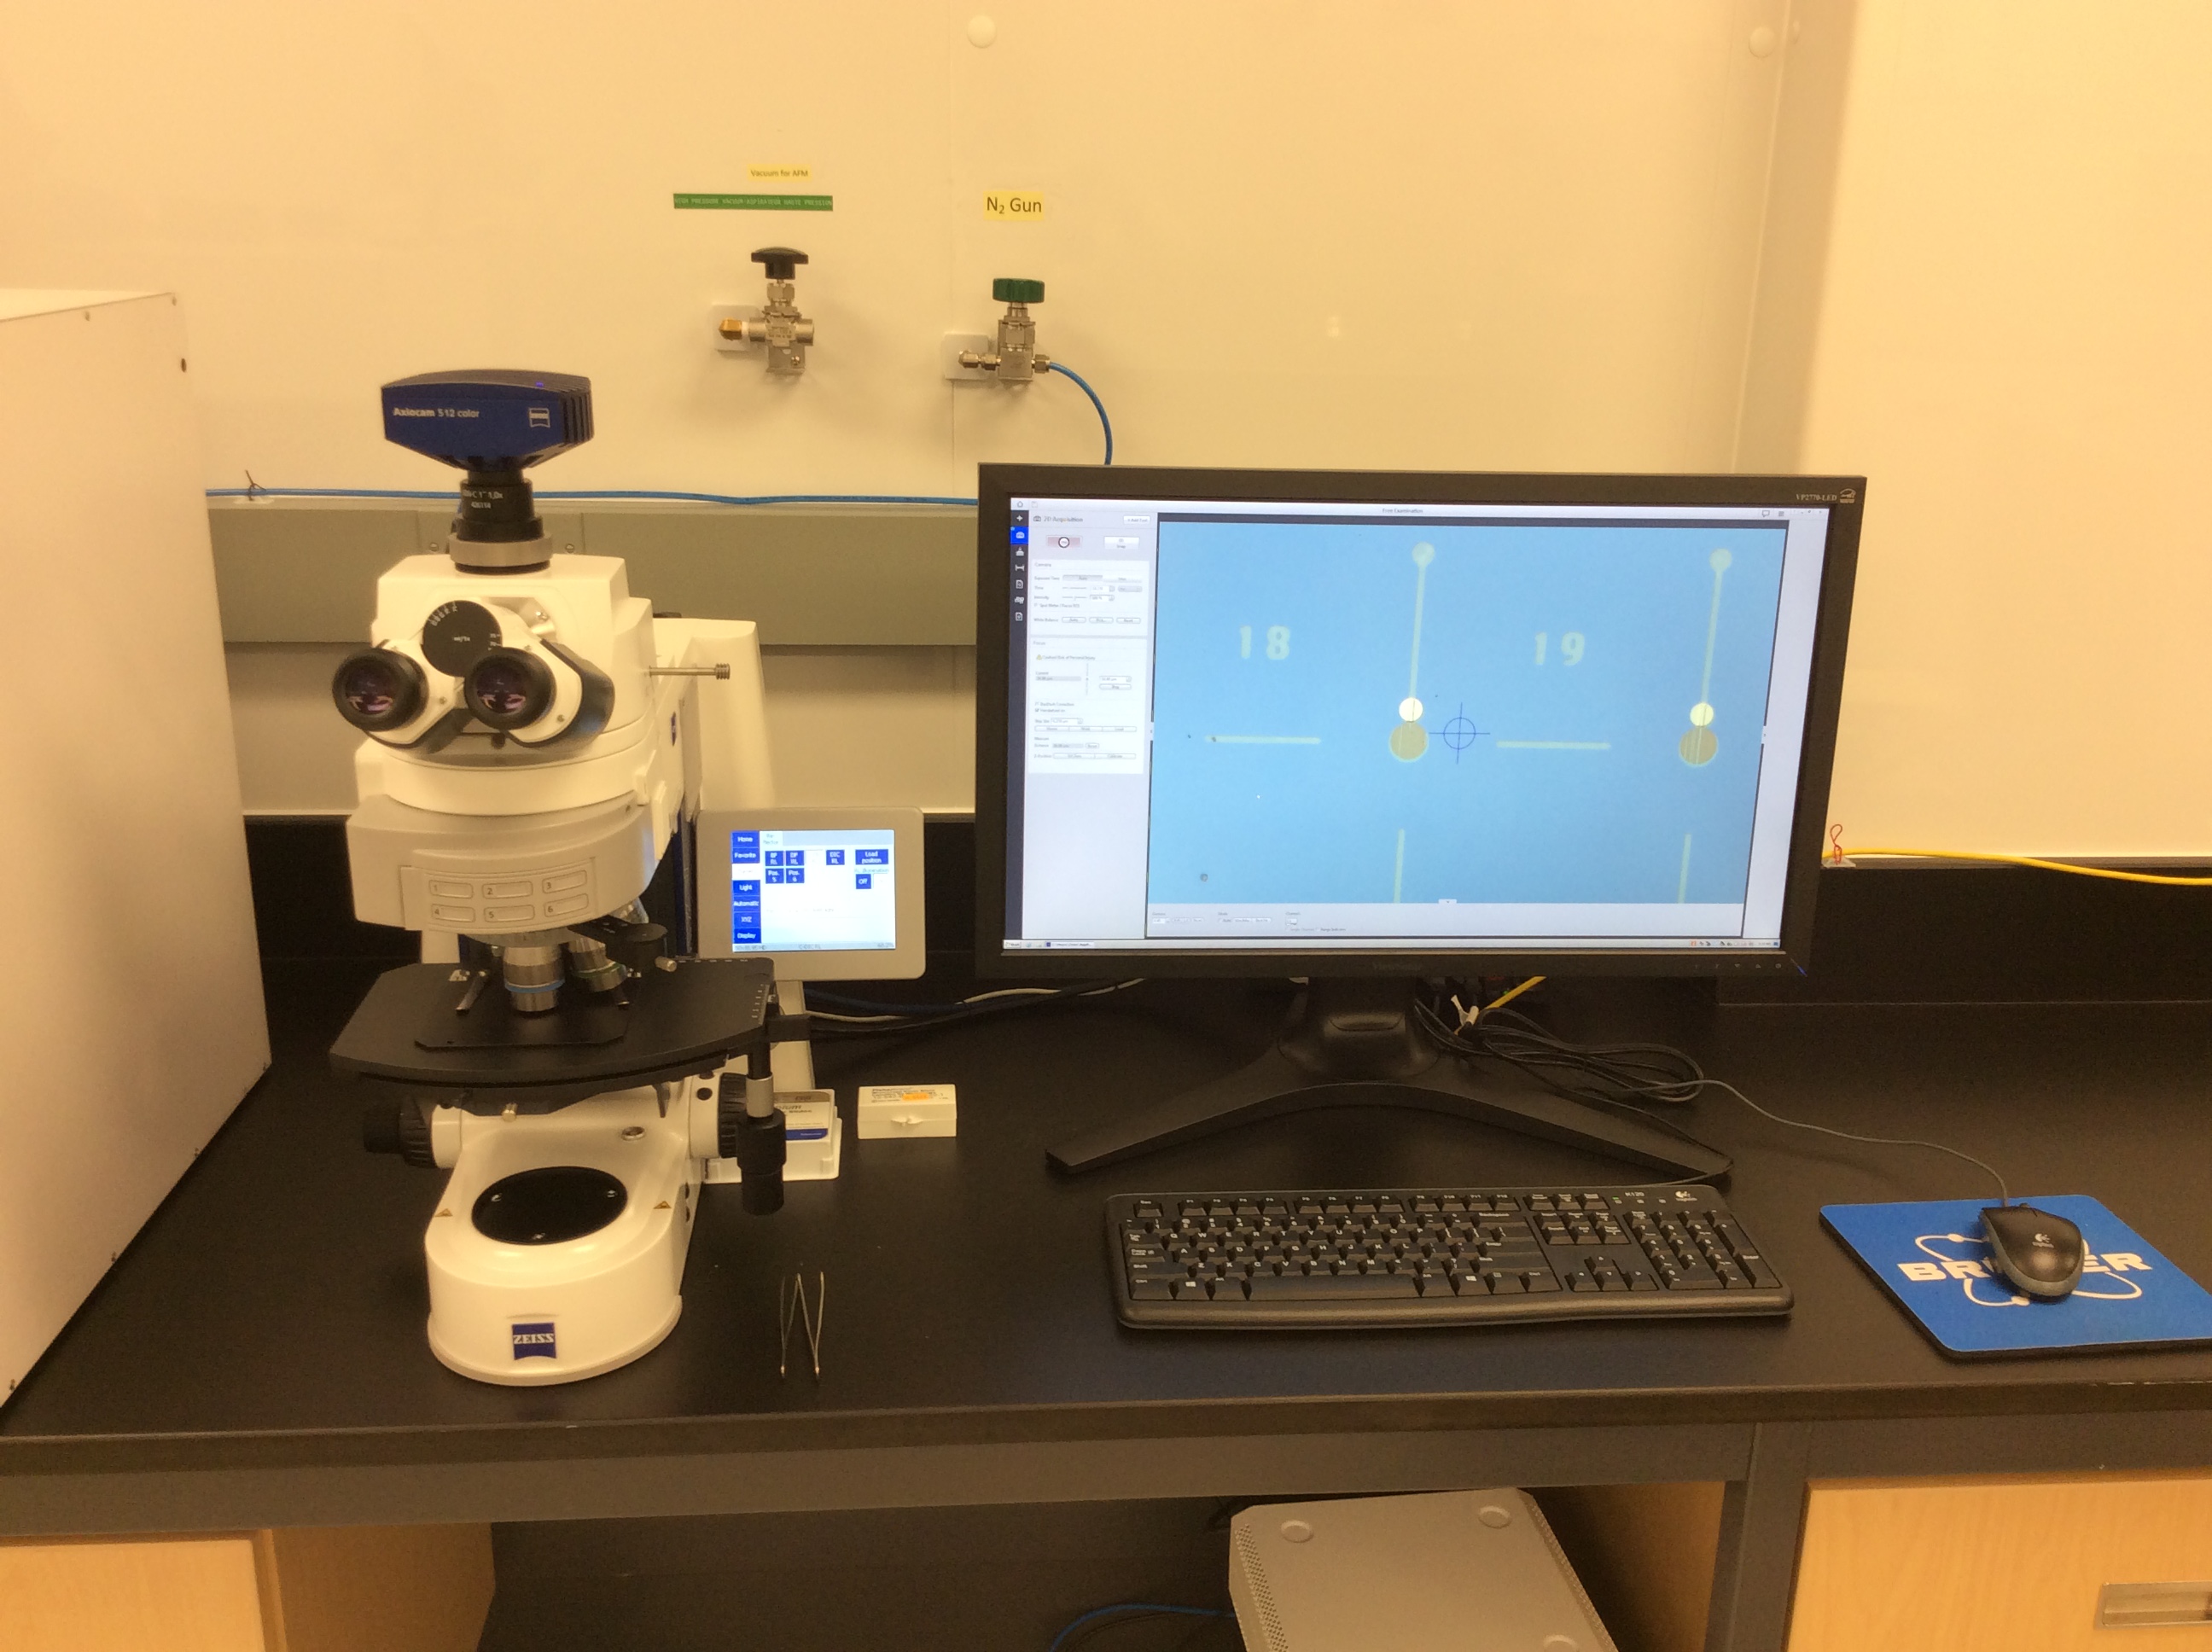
(958, 278), (1050, 383)
(717, 247), (815, 375)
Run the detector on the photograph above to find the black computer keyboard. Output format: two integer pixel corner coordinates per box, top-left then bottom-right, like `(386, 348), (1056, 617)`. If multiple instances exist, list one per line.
(1109, 1184), (1790, 1328)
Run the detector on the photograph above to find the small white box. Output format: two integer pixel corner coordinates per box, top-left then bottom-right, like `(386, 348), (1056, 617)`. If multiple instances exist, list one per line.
(705, 1090), (842, 1183)
(856, 1084), (958, 1138)
(1230, 1489), (1615, 1652)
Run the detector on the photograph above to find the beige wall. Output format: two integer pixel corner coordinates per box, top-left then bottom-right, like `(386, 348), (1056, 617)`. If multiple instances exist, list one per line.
(9, 2), (2211, 849)
(0, 1), (1790, 487)
(1764, 0), (2212, 854)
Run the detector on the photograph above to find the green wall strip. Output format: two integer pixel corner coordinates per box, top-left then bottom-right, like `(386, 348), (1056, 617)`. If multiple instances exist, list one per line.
(673, 193), (833, 211)
(209, 501), (976, 645)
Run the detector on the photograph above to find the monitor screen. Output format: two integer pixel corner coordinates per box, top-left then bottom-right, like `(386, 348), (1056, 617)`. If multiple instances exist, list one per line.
(727, 828), (897, 953)
(977, 468), (1860, 975)
(692, 806), (926, 981)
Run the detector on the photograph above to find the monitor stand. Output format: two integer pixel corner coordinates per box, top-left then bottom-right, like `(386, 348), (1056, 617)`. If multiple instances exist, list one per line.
(1045, 977), (1729, 1179)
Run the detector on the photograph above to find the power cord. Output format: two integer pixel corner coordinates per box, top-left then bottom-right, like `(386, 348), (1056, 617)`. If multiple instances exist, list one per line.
(1045, 362), (1115, 464)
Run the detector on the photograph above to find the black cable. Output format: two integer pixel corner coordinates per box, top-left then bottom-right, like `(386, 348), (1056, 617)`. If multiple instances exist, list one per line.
(1423, 995), (1708, 1103)
(1656, 1073), (2012, 1205)
(798, 969), (2014, 1202)
(799, 979), (1146, 1044)
(1413, 984), (2012, 1202)
(1046, 1603), (1230, 1652)
(1102, 1614), (1235, 1652)
(805, 982), (1138, 1018)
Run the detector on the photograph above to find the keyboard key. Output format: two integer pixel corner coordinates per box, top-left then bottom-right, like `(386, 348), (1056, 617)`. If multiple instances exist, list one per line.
(1249, 1270), (1419, 1300)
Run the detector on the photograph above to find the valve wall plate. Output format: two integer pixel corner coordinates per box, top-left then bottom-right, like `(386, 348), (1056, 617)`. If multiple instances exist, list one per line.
(941, 332), (998, 382)
(710, 305), (766, 357)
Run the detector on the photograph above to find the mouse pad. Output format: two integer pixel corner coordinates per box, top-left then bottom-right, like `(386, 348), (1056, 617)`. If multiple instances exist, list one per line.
(1821, 1196), (2212, 1359)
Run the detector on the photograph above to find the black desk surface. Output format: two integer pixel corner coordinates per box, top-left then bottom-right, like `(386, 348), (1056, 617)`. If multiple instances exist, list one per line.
(5, 965), (2212, 1505)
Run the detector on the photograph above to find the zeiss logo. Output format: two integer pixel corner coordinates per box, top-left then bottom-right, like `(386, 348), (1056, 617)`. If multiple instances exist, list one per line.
(511, 1321), (558, 1360)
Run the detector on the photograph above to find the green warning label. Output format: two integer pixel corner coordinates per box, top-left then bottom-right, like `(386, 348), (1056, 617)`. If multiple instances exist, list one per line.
(673, 193), (833, 212)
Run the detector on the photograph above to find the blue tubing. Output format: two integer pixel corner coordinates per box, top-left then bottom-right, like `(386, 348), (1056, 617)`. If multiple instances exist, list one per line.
(1044, 362), (1114, 464)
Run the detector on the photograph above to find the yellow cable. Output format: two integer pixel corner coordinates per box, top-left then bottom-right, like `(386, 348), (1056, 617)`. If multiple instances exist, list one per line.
(1486, 975), (1546, 1012)
(1452, 975), (1546, 1030)
(1838, 847), (2212, 887)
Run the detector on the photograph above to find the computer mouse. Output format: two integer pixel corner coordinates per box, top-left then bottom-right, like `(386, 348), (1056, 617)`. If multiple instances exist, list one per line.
(1980, 1204), (2084, 1299)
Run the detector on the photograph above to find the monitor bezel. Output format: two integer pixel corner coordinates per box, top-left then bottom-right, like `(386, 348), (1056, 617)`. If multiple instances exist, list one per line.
(975, 464), (1862, 979)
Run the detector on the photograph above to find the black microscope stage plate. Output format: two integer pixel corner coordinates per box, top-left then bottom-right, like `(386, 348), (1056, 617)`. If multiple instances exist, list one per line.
(329, 957), (774, 1108)
(417, 986), (627, 1051)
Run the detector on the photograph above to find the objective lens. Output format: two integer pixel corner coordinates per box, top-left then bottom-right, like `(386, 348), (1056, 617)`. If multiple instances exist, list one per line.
(464, 647), (555, 730)
(330, 649), (426, 731)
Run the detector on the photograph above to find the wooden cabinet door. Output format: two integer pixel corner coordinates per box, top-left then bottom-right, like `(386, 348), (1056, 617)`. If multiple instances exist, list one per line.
(0, 1526), (492, 1652)
(1790, 1473), (2212, 1652)
(0, 1537), (267, 1652)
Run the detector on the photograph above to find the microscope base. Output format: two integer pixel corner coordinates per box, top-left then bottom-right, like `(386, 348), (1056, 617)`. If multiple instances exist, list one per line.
(422, 1088), (700, 1386)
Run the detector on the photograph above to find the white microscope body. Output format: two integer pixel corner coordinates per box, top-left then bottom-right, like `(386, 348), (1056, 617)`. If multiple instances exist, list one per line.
(331, 370), (784, 1386)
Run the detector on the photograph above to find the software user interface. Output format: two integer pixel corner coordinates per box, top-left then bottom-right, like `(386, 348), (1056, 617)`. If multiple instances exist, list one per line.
(1002, 494), (1832, 953)
(728, 829), (896, 951)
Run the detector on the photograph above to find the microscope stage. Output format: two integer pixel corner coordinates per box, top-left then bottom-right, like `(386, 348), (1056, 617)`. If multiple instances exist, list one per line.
(332, 956), (774, 1109)
(417, 988), (626, 1051)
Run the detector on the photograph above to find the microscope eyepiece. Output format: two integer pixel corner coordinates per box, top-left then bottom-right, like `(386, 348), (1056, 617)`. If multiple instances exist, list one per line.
(463, 648), (556, 730)
(332, 649), (428, 732)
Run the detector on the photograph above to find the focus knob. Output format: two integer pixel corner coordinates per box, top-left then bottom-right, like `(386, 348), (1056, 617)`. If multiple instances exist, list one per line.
(718, 1073), (787, 1215)
(364, 1100), (436, 1167)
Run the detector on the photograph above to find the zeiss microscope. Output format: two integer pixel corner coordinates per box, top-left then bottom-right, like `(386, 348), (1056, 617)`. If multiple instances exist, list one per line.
(328, 370), (793, 1385)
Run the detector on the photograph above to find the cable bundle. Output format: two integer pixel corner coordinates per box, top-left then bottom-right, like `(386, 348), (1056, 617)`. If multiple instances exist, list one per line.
(1418, 986), (1705, 1109)
(801, 980), (1144, 1044)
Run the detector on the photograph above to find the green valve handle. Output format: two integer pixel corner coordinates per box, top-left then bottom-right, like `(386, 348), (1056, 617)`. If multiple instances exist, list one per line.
(992, 278), (1045, 304)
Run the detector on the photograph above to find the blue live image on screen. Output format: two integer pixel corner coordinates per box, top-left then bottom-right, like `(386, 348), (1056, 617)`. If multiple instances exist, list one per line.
(1144, 521), (1788, 909)
(730, 829), (896, 951)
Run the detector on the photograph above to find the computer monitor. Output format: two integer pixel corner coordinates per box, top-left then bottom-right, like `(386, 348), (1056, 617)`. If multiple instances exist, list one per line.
(974, 466), (1862, 1174)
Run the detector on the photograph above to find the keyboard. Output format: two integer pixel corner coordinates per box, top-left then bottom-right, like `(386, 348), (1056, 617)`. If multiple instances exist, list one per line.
(1109, 1184), (1790, 1328)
